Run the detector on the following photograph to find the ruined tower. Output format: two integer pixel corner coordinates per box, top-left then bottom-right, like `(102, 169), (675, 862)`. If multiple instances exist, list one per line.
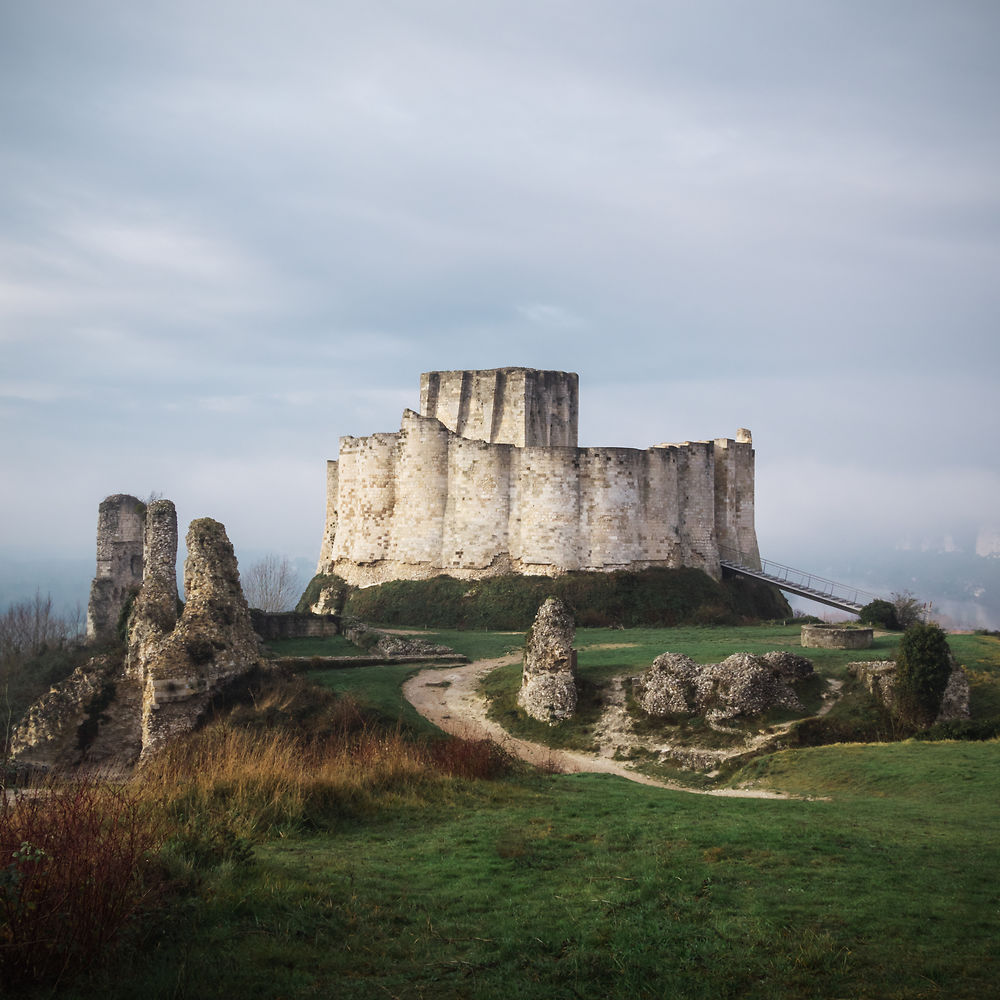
(86, 494), (146, 641)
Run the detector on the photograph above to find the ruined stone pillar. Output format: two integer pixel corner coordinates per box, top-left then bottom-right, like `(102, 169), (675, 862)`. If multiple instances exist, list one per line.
(518, 597), (578, 723)
(86, 494), (145, 642)
(125, 500), (180, 680)
(143, 500), (179, 599)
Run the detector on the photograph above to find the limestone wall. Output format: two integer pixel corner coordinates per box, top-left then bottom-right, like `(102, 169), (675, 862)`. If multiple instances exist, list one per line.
(420, 368), (579, 447)
(318, 369), (758, 586)
(86, 494), (146, 641)
(514, 447), (582, 570)
(675, 442), (719, 574)
(391, 411), (449, 566)
(316, 460), (339, 570)
(578, 448), (643, 569)
(712, 429), (760, 569)
(442, 431), (513, 569)
(249, 610), (342, 640)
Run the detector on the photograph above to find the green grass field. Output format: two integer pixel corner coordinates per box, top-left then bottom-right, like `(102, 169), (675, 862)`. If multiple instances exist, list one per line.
(73, 744), (1000, 1000)
(48, 626), (1000, 1000)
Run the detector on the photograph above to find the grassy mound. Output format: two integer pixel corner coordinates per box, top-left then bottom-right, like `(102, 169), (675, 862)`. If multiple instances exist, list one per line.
(342, 567), (790, 629)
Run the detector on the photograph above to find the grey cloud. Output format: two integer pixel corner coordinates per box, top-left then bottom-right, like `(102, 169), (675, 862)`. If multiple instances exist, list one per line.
(1, 2), (997, 618)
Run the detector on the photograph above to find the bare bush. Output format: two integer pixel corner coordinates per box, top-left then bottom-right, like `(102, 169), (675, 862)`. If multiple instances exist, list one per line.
(892, 590), (928, 630)
(0, 778), (164, 989)
(1, 595), (87, 750)
(0, 593), (79, 661)
(242, 554), (299, 612)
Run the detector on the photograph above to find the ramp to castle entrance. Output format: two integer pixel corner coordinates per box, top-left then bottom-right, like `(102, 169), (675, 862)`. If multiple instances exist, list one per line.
(719, 549), (882, 616)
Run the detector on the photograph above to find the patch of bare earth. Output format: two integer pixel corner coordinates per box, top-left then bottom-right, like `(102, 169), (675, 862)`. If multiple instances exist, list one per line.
(403, 657), (800, 799)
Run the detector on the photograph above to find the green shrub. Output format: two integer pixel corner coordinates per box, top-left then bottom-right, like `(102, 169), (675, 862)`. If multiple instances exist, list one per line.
(914, 718), (1000, 742)
(895, 623), (953, 726)
(858, 599), (900, 630)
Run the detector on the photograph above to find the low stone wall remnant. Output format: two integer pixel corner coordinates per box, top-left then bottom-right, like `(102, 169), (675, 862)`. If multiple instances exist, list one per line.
(341, 620), (457, 659)
(801, 624), (873, 650)
(250, 610), (342, 640)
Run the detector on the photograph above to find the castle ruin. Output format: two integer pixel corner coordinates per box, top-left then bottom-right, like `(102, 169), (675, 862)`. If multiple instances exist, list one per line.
(14, 498), (264, 768)
(317, 368), (760, 586)
(86, 493), (146, 641)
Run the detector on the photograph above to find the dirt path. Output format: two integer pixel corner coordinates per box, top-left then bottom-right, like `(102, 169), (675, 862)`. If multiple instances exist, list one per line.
(402, 656), (793, 799)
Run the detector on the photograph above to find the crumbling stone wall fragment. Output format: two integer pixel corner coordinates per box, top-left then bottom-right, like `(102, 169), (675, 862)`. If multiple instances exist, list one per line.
(8, 654), (121, 769)
(518, 597), (578, 724)
(13, 504), (266, 770)
(86, 494), (145, 641)
(140, 518), (264, 756)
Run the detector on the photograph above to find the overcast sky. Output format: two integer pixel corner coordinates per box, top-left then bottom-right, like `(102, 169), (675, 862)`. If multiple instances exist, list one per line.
(2, 1), (998, 592)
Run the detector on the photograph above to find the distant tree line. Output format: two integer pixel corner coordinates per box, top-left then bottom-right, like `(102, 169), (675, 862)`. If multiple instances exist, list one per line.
(1, 593), (85, 750)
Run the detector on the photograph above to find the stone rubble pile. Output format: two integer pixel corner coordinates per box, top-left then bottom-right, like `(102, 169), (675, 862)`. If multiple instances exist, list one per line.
(634, 649), (815, 723)
(342, 620), (456, 658)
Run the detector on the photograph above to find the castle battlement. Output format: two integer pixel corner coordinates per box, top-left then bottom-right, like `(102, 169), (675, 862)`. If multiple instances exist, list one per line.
(316, 368), (759, 586)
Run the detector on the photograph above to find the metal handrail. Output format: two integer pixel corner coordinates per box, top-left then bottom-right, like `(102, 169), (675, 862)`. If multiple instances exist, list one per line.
(718, 545), (882, 609)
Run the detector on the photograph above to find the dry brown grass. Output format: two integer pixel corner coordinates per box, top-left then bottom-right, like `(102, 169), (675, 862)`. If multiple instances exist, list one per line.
(132, 674), (513, 848)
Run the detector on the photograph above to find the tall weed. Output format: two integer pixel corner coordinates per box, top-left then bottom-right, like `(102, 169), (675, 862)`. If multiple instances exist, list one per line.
(0, 779), (163, 990)
(135, 676), (514, 862)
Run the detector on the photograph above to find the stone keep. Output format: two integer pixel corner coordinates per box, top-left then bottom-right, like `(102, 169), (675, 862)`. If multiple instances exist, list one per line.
(317, 368), (761, 586)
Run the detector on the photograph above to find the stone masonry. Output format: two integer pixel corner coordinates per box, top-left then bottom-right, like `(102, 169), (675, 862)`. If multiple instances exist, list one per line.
(139, 518), (264, 757)
(634, 649), (815, 723)
(848, 660), (970, 724)
(86, 494), (146, 641)
(518, 597), (579, 724)
(317, 368), (761, 587)
(13, 501), (263, 769)
(125, 499), (180, 682)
